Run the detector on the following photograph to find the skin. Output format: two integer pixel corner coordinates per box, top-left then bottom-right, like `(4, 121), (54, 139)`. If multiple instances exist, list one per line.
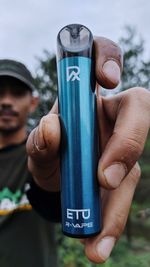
(0, 86), (38, 148)
(26, 37), (150, 264)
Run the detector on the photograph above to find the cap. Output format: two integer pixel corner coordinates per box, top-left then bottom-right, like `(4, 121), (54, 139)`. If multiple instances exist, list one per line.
(0, 59), (36, 92)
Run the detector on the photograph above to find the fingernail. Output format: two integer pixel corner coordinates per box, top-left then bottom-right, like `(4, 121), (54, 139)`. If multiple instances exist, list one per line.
(96, 237), (116, 261)
(103, 163), (127, 188)
(103, 60), (120, 85)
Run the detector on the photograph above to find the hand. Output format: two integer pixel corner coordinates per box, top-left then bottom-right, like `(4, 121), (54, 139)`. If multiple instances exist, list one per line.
(26, 37), (150, 264)
(83, 87), (150, 263)
(27, 36), (123, 192)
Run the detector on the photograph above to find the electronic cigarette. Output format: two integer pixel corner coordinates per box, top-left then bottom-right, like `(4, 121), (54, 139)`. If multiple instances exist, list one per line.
(57, 24), (102, 238)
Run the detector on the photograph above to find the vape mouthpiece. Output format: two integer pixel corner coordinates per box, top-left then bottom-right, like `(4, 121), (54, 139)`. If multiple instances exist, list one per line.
(67, 24), (83, 39)
(57, 24), (93, 58)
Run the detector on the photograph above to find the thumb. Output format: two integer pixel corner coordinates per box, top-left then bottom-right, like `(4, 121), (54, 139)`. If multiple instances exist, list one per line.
(98, 87), (150, 189)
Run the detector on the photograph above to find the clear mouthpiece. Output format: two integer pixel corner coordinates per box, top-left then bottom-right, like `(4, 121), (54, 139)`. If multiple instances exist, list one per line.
(58, 24), (91, 52)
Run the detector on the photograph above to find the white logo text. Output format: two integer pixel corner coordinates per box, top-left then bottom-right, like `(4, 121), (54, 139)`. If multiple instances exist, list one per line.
(67, 209), (90, 220)
(67, 66), (80, 82)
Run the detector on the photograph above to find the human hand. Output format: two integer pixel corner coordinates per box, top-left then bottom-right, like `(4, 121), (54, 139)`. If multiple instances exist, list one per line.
(26, 36), (123, 192)
(26, 37), (150, 263)
(82, 86), (150, 263)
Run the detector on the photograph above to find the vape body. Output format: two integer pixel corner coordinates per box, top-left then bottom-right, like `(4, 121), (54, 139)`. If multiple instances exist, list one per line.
(57, 24), (102, 237)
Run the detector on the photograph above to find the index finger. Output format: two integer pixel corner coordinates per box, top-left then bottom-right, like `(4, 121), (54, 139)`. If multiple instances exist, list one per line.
(98, 87), (150, 189)
(94, 37), (123, 89)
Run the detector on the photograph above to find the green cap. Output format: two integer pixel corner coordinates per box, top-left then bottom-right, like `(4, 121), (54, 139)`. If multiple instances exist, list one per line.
(0, 59), (36, 92)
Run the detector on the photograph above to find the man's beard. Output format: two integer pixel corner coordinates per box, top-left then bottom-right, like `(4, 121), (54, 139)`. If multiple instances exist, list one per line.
(0, 106), (20, 135)
(0, 124), (22, 135)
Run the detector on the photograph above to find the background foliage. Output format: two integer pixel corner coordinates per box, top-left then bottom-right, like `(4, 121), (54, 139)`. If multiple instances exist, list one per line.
(31, 27), (150, 266)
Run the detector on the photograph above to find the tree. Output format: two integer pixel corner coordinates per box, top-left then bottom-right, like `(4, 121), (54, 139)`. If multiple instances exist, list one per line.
(28, 50), (57, 129)
(119, 26), (150, 91)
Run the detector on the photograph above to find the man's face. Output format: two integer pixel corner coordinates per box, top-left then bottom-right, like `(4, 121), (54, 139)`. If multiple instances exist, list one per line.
(0, 77), (33, 134)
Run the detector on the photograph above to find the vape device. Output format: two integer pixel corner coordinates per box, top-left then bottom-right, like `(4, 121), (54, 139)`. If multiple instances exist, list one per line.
(57, 24), (102, 238)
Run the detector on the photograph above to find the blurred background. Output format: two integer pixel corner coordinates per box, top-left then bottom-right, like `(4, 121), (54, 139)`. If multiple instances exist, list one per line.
(1, 0), (150, 266)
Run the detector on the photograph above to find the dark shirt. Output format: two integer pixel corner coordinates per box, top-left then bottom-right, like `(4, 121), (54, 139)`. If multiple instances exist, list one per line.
(0, 141), (61, 267)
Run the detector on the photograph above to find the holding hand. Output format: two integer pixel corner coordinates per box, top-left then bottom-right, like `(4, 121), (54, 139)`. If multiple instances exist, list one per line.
(26, 37), (150, 263)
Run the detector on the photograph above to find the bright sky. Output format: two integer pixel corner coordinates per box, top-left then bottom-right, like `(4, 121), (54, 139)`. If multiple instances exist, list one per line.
(0, 0), (149, 74)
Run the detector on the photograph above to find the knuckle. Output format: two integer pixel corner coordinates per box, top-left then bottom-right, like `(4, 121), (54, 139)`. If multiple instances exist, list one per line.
(125, 87), (150, 110)
(101, 215), (127, 241)
(123, 136), (143, 162)
(41, 114), (50, 123)
(26, 128), (37, 155)
(26, 127), (46, 159)
(39, 115), (50, 129)
(41, 113), (60, 136)
(129, 163), (141, 186)
(119, 138), (142, 170)
(125, 87), (147, 97)
(109, 215), (126, 240)
(94, 36), (123, 64)
(115, 223), (125, 240)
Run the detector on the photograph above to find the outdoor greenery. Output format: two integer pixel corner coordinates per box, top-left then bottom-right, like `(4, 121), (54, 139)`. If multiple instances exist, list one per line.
(56, 231), (150, 267)
(31, 26), (150, 266)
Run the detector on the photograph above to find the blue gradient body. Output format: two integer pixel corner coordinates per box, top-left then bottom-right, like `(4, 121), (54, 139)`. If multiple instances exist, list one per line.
(57, 56), (101, 237)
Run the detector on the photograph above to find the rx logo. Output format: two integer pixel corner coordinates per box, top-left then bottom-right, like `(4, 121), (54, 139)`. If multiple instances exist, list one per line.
(67, 66), (80, 82)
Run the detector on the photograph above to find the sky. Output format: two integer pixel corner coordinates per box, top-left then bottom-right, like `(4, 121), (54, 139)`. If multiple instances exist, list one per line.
(0, 0), (150, 74)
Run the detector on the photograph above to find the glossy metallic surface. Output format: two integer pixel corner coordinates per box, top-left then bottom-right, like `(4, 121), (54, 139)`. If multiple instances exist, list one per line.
(57, 56), (101, 237)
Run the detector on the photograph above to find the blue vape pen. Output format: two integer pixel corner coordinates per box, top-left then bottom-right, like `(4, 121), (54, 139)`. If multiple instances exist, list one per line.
(57, 24), (102, 238)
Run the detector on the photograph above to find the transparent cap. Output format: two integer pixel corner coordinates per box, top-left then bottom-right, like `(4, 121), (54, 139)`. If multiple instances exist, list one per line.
(58, 24), (93, 53)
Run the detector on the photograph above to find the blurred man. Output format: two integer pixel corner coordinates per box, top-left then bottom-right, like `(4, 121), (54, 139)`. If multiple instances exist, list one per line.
(0, 59), (59, 267)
